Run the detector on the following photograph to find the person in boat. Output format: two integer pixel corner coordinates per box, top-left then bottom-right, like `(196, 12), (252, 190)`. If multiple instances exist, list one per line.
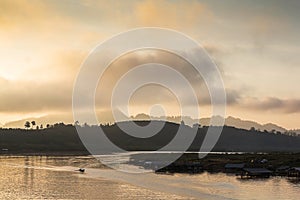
(76, 168), (85, 173)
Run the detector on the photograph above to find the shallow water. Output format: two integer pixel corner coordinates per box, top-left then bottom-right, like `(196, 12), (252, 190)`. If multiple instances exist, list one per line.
(0, 156), (299, 199)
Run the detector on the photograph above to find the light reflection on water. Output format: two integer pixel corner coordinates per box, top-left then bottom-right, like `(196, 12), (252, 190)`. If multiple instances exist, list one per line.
(0, 156), (299, 200)
(0, 156), (190, 200)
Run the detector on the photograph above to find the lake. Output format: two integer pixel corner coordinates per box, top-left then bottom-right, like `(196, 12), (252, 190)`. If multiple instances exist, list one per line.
(0, 155), (299, 199)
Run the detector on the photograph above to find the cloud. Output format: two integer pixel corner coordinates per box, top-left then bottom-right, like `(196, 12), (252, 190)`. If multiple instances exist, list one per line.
(1, 0), (299, 129)
(0, 0), (45, 28)
(51, 50), (88, 76)
(133, 0), (213, 29)
(71, 0), (214, 31)
(242, 97), (300, 114)
(0, 77), (72, 113)
(0, 0), (73, 31)
(0, 47), (231, 114)
(91, 48), (234, 111)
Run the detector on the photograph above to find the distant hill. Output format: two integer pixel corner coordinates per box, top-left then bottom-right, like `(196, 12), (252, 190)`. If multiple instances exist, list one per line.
(1, 121), (300, 153)
(132, 114), (288, 133)
(224, 116), (287, 133)
(3, 113), (290, 134)
(3, 114), (74, 128)
(291, 129), (300, 135)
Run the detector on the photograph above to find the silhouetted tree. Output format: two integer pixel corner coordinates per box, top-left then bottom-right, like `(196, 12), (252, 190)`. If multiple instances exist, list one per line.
(24, 121), (30, 129)
(193, 123), (201, 129)
(46, 124), (50, 128)
(83, 122), (89, 128)
(40, 124), (43, 129)
(276, 131), (282, 135)
(31, 121), (36, 129)
(250, 127), (256, 132)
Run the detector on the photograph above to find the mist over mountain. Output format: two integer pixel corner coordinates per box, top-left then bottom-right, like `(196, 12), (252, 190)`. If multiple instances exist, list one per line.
(2, 113), (291, 134)
(132, 114), (288, 133)
(3, 114), (74, 129)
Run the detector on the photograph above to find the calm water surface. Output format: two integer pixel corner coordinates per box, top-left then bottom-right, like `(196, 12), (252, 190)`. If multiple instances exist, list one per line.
(0, 156), (299, 200)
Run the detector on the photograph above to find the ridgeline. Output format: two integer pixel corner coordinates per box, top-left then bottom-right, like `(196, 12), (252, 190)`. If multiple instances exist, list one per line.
(1, 121), (300, 155)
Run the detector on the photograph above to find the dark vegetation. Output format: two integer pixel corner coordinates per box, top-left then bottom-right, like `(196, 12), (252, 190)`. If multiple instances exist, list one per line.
(0, 123), (88, 154)
(162, 153), (300, 174)
(1, 121), (300, 154)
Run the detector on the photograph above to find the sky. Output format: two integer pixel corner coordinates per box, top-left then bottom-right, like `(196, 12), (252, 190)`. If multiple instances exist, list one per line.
(0, 0), (300, 129)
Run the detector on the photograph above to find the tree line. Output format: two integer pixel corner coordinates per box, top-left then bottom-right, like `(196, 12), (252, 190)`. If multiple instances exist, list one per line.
(24, 121), (52, 130)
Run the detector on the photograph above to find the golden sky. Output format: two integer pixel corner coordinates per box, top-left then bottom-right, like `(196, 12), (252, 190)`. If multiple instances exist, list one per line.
(0, 0), (300, 129)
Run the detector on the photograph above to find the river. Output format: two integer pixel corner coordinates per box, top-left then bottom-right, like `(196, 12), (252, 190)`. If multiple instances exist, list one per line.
(0, 156), (299, 199)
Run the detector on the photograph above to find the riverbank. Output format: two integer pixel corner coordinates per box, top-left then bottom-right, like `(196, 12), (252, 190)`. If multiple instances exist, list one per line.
(128, 152), (300, 175)
(0, 150), (89, 156)
(182, 152), (300, 173)
(1, 151), (300, 177)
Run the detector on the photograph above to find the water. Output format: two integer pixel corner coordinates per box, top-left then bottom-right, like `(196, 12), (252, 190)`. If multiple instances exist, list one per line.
(0, 156), (299, 200)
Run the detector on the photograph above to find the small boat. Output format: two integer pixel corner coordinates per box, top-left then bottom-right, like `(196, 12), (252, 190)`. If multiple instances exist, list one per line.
(76, 168), (85, 173)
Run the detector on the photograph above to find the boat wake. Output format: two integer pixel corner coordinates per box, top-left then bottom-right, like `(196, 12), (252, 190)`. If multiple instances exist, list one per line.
(1, 159), (234, 200)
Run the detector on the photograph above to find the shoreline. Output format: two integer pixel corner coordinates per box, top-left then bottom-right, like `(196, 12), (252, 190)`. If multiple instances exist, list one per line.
(1, 153), (299, 200)
(0, 151), (90, 156)
(128, 152), (300, 176)
(1, 152), (300, 176)
(1, 151), (299, 156)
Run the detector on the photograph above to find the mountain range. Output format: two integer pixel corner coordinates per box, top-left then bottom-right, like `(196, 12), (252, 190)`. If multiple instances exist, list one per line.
(2, 113), (298, 134)
(132, 114), (290, 133)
